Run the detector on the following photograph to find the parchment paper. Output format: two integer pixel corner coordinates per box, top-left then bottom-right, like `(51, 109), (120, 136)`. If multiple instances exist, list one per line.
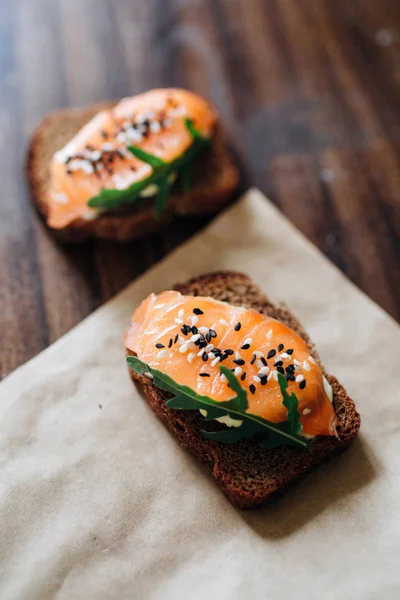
(1, 190), (399, 600)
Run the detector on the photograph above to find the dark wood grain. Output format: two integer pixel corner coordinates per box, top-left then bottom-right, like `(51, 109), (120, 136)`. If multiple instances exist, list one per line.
(0, 0), (399, 376)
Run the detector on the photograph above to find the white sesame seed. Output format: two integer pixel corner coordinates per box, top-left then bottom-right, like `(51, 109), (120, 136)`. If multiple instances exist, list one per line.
(254, 351), (264, 358)
(91, 150), (102, 161)
(269, 370), (279, 382)
(303, 361), (311, 371)
(293, 359), (301, 366)
(219, 319), (229, 326)
(178, 335), (185, 345)
(190, 334), (201, 343)
(157, 349), (168, 359)
(206, 344), (214, 352)
(280, 352), (290, 360)
(253, 375), (261, 383)
(197, 348), (205, 357)
(220, 373), (228, 383)
(234, 367), (242, 376)
(256, 359), (264, 370)
(266, 329), (273, 340)
(258, 366), (269, 375)
(191, 316), (198, 325)
(150, 121), (161, 134)
(179, 344), (188, 354)
(296, 374), (304, 383)
(198, 326), (209, 335)
(175, 318), (183, 324)
(143, 372), (153, 379)
(199, 409), (207, 417)
(178, 309), (185, 319)
(235, 351), (241, 361)
(211, 356), (220, 367)
(308, 355), (315, 364)
(244, 337), (253, 346)
(187, 352), (196, 363)
(302, 408), (311, 415)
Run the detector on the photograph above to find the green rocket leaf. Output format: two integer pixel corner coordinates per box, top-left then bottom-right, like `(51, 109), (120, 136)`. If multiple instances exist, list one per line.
(127, 357), (308, 450)
(88, 119), (209, 215)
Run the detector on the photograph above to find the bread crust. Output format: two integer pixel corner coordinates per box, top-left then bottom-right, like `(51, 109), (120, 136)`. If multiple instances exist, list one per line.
(26, 103), (239, 242)
(126, 271), (361, 509)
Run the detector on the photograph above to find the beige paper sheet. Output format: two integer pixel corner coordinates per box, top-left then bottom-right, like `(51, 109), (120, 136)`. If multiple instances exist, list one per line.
(1, 190), (399, 600)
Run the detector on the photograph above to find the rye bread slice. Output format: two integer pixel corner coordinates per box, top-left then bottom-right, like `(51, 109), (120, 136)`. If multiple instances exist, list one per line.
(127, 271), (361, 509)
(26, 102), (239, 242)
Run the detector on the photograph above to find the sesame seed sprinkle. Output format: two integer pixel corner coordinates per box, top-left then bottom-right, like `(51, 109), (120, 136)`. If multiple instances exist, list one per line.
(258, 366), (269, 375)
(278, 343), (284, 351)
(168, 339), (173, 348)
(198, 326), (209, 335)
(308, 355), (315, 364)
(235, 351), (242, 361)
(211, 357), (221, 367)
(302, 408), (311, 415)
(241, 344), (250, 350)
(193, 308), (203, 315)
(256, 359), (264, 369)
(220, 373), (228, 383)
(179, 344), (188, 354)
(250, 354), (256, 365)
(253, 375), (261, 383)
(202, 353), (208, 361)
(187, 352), (196, 363)
(233, 359), (245, 366)
(234, 367), (242, 376)
(205, 344), (214, 352)
(199, 372), (210, 377)
(219, 319), (229, 326)
(303, 361), (311, 371)
(178, 309), (185, 319)
(267, 349), (276, 359)
(296, 374), (304, 382)
(143, 371), (153, 379)
(266, 329), (273, 340)
(157, 349), (168, 359)
(191, 316), (199, 325)
(234, 322), (241, 331)
(241, 372), (246, 381)
(190, 334), (201, 343)
(249, 384), (256, 395)
(299, 379), (307, 389)
(175, 318), (183, 325)
(174, 334), (179, 344)
(155, 343), (165, 349)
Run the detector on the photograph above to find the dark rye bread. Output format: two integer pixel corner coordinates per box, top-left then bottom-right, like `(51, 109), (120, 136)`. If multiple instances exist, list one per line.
(127, 272), (360, 509)
(26, 102), (239, 242)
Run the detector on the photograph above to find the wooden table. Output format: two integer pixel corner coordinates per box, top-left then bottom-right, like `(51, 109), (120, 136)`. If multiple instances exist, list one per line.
(1, 0), (399, 376)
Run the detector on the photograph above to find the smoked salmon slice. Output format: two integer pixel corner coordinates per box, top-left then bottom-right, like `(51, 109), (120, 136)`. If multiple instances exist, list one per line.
(47, 89), (217, 229)
(125, 291), (337, 437)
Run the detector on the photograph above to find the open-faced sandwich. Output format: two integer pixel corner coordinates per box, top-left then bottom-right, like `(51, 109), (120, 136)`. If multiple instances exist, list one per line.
(125, 271), (361, 509)
(27, 89), (238, 241)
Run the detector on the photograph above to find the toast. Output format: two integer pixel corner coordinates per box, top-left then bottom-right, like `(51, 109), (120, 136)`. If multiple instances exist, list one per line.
(27, 103), (239, 242)
(126, 271), (361, 509)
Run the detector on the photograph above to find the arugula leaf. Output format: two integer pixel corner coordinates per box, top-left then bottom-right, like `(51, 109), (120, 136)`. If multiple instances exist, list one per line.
(87, 119), (209, 216)
(278, 373), (302, 435)
(127, 356), (308, 449)
(127, 146), (166, 168)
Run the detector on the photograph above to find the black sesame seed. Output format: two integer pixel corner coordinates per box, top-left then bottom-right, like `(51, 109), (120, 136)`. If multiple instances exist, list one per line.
(250, 354), (257, 365)
(209, 329), (217, 338)
(225, 349), (234, 355)
(206, 333), (211, 342)
(191, 326), (198, 335)
(277, 366), (285, 374)
(249, 384), (256, 395)
(193, 308), (203, 315)
(299, 379), (306, 389)
(174, 334), (178, 344)
(241, 343), (250, 350)
(234, 322), (241, 331)
(278, 343), (284, 352)
(155, 343), (165, 349)
(199, 372), (210, 377)
(221, 353), (229, 362)
(274, 360), (283, 367)
(286, 373), (295, 382)
(261, 357), (268, 366)
(260, 376), (268, 385)
(267, 349), (276, 359)
(199, 341), (207, 349)
(202, 353), (208, 361)
(181, 325), (191, 336)
(287, 349), (294, 355)
(286, 365), (295, 373)
(168, 339), (173, 348)
(233, 359), (245, 366)
(241, 372), (246, 381)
